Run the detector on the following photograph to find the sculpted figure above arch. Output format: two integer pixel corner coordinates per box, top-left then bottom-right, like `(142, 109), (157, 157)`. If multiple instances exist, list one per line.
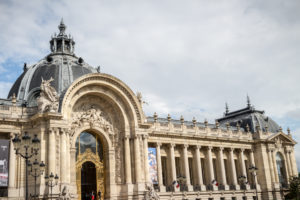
(71, 104), (114, 136)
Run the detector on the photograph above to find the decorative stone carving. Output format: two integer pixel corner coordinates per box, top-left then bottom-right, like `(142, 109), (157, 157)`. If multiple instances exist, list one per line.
(37, 77), (59, 113)
(71, 105), (113, 135)
(145, 184), (160, 200)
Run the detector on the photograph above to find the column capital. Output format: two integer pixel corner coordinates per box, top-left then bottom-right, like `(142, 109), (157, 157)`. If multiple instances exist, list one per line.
(240, 148), (245, 152)
(124, 135), (130, 140)
(134, 135), (141, 140)
(142, 134), (149, 140)
(195, 145), (201, 150)
(219, 147), (224, 151)
(229, 147), (235, 152)
(169, 143), (176, 148)
(183, 144), (189, 148)
(156, 142), (162, 147)
(207, 146), (213, 150)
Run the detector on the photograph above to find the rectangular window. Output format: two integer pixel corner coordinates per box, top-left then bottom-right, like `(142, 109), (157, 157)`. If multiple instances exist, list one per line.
(232, 197), (236, 200)
(175, 157), (181, 178)
(161, 157), (167, 186)
(201, 158), (206, 185)
(213, 158), (218, 182)
(224, 159), (229, 184)
(188, 158), (194, 185)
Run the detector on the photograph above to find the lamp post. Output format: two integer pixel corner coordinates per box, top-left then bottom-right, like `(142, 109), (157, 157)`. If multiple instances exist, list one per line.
(27, 159), (45, 199)
(45, 172), (59, 200)
(12, 132), (41, 200)
(249, 165), (259, 200)
(239, 175), (247, 200)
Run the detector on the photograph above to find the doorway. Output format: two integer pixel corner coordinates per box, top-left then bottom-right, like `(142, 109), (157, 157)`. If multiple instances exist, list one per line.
(81, 161), (97, 200)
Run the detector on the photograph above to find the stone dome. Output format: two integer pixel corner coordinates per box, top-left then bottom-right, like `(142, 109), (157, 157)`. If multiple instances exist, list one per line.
(7, 20), (97, 107)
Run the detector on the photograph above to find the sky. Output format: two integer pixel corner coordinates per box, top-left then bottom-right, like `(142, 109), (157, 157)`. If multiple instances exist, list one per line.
(0, 0), (300, 169)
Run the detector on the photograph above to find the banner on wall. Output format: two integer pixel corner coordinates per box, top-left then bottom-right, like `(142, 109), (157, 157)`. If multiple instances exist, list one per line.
(0, 140), (9, 187)
(148, 147), (158, 184)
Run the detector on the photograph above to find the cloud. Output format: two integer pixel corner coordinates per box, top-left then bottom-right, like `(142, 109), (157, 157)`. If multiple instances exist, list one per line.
(0, 82), (12, 99)
(1, 0), (300, 166)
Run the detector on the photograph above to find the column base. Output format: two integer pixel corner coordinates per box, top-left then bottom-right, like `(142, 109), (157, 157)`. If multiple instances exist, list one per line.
(222, 184), (230, 190)
(199, 184), (206, 191)
(8, 187), (20, 198)
(210, 185), (218, 191)
(158, 185), (166, 192)
(273, 183), (280, 189)
(173, 185), (180, 192)
(230, 184), (240, 190)
(186, 184), (194, 191)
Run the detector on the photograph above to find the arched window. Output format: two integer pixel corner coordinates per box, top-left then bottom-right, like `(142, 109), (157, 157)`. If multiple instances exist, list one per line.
(75, 131), (103, 160)
(276, 152), (287, 187)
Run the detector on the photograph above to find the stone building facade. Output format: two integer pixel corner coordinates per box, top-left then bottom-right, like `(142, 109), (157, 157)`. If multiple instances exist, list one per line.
(0, 21), (297, 200)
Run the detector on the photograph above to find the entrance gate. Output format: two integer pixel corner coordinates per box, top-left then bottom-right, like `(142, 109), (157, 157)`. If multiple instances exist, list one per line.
(76, 149), (105, 200)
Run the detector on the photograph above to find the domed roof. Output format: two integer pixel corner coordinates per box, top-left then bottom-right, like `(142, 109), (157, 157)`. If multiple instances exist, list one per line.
(7, 20), (97, 106)
(217, 97), (280, 133)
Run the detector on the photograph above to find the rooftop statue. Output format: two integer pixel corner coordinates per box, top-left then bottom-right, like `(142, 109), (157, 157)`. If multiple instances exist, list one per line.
(37, 77), (59, 113)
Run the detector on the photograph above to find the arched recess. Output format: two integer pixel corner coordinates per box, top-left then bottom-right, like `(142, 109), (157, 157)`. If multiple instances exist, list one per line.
(275, 152), (288, 187)
(72, 127), (112, 199)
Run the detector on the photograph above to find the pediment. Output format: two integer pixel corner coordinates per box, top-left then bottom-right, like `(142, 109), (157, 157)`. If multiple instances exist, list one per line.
(267, 132), (297, 145)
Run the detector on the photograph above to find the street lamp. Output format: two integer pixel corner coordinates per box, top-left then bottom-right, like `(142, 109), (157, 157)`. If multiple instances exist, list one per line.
(28, 159), (45, 199)
(45, 172), (59, 200)
(239, 175), (247, 200)
(249, 165), (259, 200)
(12, 132), (40, 200)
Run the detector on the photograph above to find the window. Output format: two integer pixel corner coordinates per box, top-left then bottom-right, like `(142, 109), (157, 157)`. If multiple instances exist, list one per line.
(161, 157), (167, 186)
(75, 131), (103, 160)
(188, 158), (194, 185)
(276, 152), (287, 187)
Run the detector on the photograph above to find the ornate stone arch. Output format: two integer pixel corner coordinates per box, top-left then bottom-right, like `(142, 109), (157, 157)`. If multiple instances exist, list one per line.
(61, 73), (145, 128)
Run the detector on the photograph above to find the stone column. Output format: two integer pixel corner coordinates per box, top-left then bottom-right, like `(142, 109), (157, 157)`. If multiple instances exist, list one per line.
(194, 145), (206, 191)
(207, 146), (217, 190)
(66, 132), (71, 183)
(286, 150), (293, 177)
(156, 143), (166, 192)
(8, 133), (16, 188)
(271, 150), (279, 183)
(48, 129), (56, 174)
(60, 130), (67, 183)
(124, 135), (132, 184)
(249, 149), (260, 190)
(183, 144), (193, 191)
(267, 149), (275, 184)
(290, 150), (298, 176)
(69, 148), (77, 197)
(134, 135), (141, 183)
(239, 149), (250, 190)
(169, 143), (179, 192)
(229, 148), (240, 190)
(143, 135), (150, 183)
(219, 147), (229, 190)
(285, 149), (292, 178)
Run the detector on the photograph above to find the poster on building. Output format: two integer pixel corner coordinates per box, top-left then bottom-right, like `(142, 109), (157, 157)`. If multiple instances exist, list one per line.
(0, 140), (9, 187)
(148, 147), (158, 184)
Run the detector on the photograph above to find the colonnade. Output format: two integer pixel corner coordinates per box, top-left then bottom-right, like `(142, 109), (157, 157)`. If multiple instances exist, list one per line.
(152, 143), (259, 192)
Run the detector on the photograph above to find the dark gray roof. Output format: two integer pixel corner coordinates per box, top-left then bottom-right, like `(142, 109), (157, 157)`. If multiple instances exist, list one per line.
(217, 105), (280, 133)
(7, 54), (97, 106)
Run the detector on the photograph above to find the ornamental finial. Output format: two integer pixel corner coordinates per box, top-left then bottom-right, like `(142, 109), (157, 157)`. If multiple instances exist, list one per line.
(225, 102), (229, 114)
(58, 18), (66, 36)
(247, 94), (251, 108)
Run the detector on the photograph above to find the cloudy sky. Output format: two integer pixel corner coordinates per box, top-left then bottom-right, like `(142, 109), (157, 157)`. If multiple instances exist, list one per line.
(0, 0), (300, 168)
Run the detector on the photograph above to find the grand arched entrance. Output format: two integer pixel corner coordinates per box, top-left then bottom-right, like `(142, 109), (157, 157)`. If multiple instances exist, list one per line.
(76, 131), (105, 200)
